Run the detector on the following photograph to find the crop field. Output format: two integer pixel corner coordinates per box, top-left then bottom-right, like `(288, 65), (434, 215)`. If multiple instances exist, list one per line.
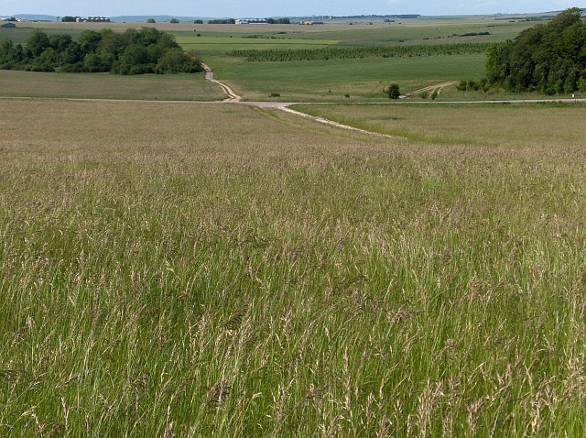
(229, 43), (490, 62)
(1, 18), (535, 103)
(290, 20), (536, 46)
(0, 70), (224, 101)
(1, 99), (585, 436)
(210, 54), (485, 101)
(175, 36), (337, 56)
(171, 21), (519, 101)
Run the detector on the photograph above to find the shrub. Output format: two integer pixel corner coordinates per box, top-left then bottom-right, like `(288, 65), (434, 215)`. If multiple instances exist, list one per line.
(578, 77), (586, 93)
(431, 90), (439, 100)
(386, 83), (401, 99)
(154, 49), (202, 74)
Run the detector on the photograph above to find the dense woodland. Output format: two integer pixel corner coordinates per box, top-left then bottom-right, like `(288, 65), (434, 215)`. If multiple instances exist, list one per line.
(0, 28), (203, 74)
(487, 8), (586, 93)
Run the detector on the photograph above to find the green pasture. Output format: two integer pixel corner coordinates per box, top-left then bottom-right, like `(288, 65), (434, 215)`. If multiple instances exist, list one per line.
(0, 70), (224, 101)
(175, 35), (338, 56)
(211, 53), (486, 101)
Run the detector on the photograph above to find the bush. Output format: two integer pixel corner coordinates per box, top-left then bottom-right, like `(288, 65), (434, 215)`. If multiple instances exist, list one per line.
(578, 77), (586, 93)
(386, 83), (401, 99)
(154, 49), (202, 74)
(431, 90), (439, 100)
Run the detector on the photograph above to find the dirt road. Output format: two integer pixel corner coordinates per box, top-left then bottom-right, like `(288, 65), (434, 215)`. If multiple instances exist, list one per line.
(200, 63), (241, 103)
(1, 69), (585, 141)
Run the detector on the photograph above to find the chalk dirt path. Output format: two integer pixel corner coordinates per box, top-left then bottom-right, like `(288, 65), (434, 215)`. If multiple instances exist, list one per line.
(407, 81), (458, 97)
(201, 63), (241, 103)
(1, 67), (586, 141)
(204, 69), (586, 139)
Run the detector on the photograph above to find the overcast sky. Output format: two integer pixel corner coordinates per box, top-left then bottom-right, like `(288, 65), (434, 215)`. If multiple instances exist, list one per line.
(1, 0), (584, 17)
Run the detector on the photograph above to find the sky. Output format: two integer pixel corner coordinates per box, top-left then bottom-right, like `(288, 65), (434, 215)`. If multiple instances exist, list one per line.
(1, 0), (584, 17)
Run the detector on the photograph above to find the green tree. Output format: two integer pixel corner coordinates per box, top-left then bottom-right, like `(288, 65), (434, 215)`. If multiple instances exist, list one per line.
(578, 77), (586, 93)
(0, 27), (201, 75)
(386, 83), (401, 99)
(27, 30), (50, 57)
(486, 8), (586, 94)
(146, 18), (156, 24)
(155, 49), (201, 73)
(79, 31), (103, 55)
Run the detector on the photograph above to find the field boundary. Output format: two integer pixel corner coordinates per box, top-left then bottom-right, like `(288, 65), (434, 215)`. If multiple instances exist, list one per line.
(2, 92), (586, 141)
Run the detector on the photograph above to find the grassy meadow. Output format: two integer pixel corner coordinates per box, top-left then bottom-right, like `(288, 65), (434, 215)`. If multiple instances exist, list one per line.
(0, 70), (224, 101)
(210, 54), (485, 101)
(293, 103), (586, 146)
(1, 100), (585, 436)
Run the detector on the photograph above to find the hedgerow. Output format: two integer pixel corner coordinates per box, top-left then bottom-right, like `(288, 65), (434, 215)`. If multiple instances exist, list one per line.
(229, 43), (491, 62)
(0, 28), (203, 75)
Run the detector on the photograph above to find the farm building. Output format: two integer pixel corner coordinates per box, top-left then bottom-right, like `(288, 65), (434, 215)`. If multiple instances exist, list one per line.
(0, 22), (16, 28)
(75, 17), (111, 23)
(236, 18), (269, 25)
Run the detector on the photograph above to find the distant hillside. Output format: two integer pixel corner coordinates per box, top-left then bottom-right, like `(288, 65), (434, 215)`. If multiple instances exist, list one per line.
(2, 8), (584, 24)
(1, 14), (58, 21)
(111, 16), (214, 23)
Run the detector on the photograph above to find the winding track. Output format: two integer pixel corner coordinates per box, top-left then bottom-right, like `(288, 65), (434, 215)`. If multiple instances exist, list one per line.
(2, 66), (586, 140)
(201, 63), (241, 103)
(202, 67), (586, 138)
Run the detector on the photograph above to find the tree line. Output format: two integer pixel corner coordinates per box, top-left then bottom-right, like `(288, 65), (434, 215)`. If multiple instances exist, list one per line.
(230, 43), (491, 62)
(0, 28), (203, 75)
(486, 8), (586, 94)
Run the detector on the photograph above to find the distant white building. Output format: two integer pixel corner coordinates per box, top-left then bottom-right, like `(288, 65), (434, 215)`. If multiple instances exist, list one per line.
(76, 16), (111, 23)
(236, 18), (269, 25)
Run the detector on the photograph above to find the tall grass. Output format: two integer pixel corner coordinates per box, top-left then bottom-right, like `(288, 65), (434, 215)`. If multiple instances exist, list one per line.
(0, 100), (585, 436)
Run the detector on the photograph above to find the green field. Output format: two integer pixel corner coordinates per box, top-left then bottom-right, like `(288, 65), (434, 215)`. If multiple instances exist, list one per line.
(0, 70), (224, 101)
(0, 27), (82, 44)
(1, 100), (585, 436)
(211, 54), (485, 101)
(175, 35), (338, 55)
(290, 20), (536, 46)
(170, 20), (530, 101)
(293, 102), (586, 145)
(0, 18), (540, 102)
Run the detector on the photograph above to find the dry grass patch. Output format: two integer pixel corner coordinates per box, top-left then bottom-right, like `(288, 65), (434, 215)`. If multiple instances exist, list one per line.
(294, 102), (586, 147)
(0, 101), (585, 436)
(0, 70), (224, 101)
